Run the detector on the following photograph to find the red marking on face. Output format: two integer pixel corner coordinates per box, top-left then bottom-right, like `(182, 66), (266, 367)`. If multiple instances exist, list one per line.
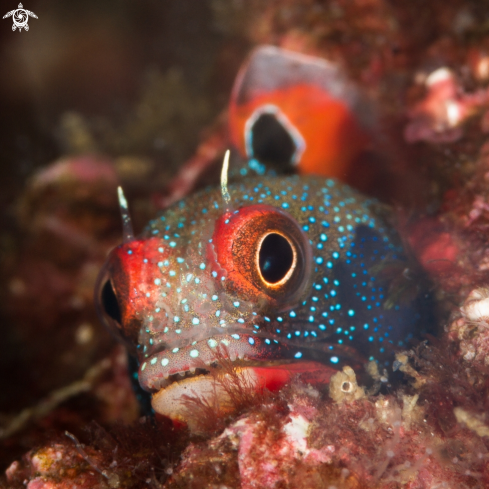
(250, 361), (337, 391)
(97, 237), (170, 345)
(208, 204), (312, 309)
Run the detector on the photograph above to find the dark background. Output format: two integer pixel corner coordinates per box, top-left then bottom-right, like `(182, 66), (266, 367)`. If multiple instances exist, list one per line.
(0, 0), (251, 467)
(0, 0), (248, 213)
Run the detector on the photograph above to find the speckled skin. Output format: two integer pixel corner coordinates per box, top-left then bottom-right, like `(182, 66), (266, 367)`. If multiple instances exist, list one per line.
(99, 174), (426, 393)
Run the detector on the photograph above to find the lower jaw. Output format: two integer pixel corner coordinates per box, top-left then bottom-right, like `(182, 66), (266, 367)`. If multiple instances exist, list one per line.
(151, 361), (337, 432)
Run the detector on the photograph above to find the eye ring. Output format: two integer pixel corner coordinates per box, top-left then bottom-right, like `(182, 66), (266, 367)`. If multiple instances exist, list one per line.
(256, 231), (297, 288)
(211, 204), (313, 307)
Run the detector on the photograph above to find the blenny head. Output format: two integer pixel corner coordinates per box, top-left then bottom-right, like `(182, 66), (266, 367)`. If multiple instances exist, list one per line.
(96, 172), (428, 428)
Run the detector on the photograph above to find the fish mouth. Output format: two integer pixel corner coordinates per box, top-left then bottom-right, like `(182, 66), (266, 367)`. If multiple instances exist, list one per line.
(138, 333), (303, 392)
(139, 333), (339, 430)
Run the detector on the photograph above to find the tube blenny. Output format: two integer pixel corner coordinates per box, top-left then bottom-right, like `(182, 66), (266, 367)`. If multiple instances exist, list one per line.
(96, 165), (429, 426)
(95, 47), (430, 428)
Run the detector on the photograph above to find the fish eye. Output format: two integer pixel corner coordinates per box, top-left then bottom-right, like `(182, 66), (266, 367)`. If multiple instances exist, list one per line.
(257, 232), (296, 285)
(101, 279), (122, 325)
(212, 204), (312, 306)
(94, 245), (144, 352)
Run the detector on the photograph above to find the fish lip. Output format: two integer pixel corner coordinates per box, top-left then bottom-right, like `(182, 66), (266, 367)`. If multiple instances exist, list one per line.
(149, 358), (299, 394)
(152, 366), (212, 393)
(138, 332), (294, 392)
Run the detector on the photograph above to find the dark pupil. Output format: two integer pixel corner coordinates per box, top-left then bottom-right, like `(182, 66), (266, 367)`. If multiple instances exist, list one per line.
(102, 280), (122, 324)
(251, 113), (296, 166)
(259, 233), (294, 284)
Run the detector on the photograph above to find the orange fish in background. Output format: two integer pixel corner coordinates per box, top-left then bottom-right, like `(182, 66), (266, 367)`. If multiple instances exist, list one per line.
(229, 45), (372, 179)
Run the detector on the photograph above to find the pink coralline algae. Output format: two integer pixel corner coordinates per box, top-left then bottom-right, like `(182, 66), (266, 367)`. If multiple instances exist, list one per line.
(8, 355), (489, 489)
(164, 369), (489, 489)
(404, 67), (489, 144)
